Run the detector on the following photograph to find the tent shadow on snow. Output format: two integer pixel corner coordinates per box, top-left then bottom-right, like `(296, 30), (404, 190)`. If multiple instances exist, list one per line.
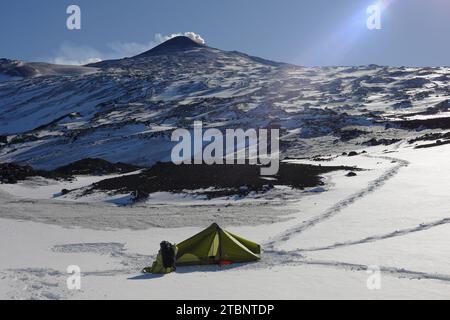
(128, 273), (165, 280)
(137, 223), (261, 276)
(175, 262), (251, 273)
(128, 262), (251, 281)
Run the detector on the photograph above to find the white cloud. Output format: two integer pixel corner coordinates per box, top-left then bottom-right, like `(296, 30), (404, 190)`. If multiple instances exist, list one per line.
(49, 32), (206, 66)
(50, 43), (103, 66)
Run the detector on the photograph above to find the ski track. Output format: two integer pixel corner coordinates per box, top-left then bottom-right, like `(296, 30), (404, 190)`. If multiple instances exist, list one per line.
(265, 155), (410, 251)
(6, 153), (450, 299)
(299, 259), (450, 283)
(239, 251), (450, 284)
(298, 217), (450, 252)
(256, 154), (450, 287)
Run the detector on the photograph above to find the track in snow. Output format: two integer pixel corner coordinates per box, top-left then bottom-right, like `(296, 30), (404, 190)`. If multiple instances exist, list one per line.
(298, 217), (450, 252)
(299, 258), (450, 283)
(258, 153), (450, 286)
(265, 155), (410, 251)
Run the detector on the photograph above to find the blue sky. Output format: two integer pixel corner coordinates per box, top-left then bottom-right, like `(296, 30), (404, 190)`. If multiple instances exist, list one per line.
(1, 0), (449, 66)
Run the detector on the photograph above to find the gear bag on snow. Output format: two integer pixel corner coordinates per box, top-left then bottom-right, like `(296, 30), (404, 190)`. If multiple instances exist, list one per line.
(160, 241), (176, 269)
(142, 241), (177, 274)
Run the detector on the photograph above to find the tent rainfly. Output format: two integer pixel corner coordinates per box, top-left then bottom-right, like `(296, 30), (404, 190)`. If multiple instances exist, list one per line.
(143, 223), (261, 274)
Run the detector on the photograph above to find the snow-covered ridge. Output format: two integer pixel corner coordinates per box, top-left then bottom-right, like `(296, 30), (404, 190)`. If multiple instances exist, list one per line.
(0, 37), (449, 169)
(0, 58), (98, 79)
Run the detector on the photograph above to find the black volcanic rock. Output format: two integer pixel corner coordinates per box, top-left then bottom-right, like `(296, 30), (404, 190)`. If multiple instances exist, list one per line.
(0, 59), (37, 77)
(86, 36), (213, 69)
(0, 158), (142, 184)
(136, 36), (204, 57)
(54, 158), (141, 175)
(89, 162), (358, 200)
(0, 163), (70, 184)
(86, 35), (285, 70)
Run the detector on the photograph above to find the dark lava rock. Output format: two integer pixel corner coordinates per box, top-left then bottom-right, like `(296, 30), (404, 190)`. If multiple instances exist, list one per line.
(363, 138), (401, 146)
(1, 163), (38, 184)
(0, 163), (68, 184)
(393, 100), (413, 109)
(1, 158), (144, 185)
(394, 117), (450, 130)
(54, 158), (141, 176)
(339, 129), (368, 142)
(89, 162), (359, 200)
(409, 132), (450, 144)
(415, 140), (450, 149)
(396, 77), (431, 89)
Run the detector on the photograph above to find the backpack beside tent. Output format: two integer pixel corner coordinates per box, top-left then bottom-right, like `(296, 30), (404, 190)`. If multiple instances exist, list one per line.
(143, 223), (261, 274)
(143, 241), (178, 274)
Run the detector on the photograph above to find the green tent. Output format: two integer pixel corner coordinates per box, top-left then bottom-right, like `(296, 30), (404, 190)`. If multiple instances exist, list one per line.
(143, 223), (261, 274)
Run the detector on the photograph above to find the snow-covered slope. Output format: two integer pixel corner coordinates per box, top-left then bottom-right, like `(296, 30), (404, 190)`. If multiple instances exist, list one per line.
(2, 36), (450, 300)
(0, 36), (449, 169)
(3, 142), (450, 299)
(0, 58), (97, 79)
